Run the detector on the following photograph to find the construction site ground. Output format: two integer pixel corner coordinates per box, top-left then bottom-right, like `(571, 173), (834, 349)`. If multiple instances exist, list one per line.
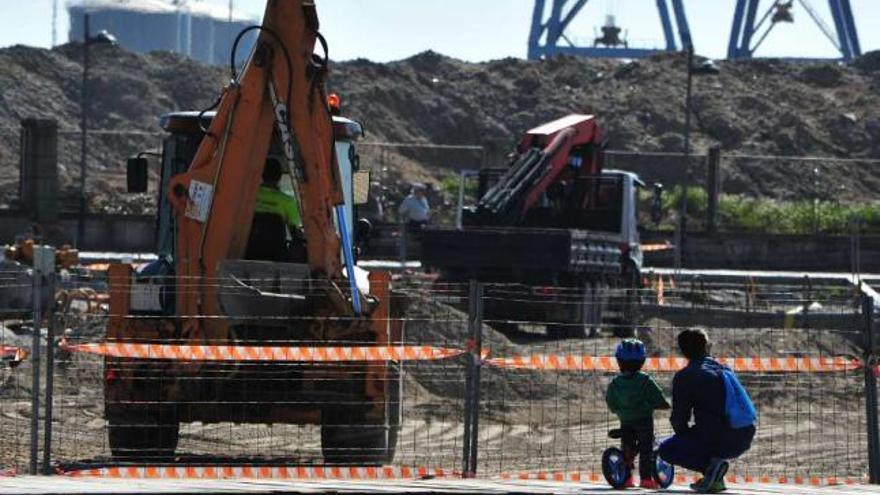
(0, 476), (878, 495)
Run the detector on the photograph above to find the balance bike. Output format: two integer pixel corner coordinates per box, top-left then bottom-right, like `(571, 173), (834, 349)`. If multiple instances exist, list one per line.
(602, 428), (674, 490)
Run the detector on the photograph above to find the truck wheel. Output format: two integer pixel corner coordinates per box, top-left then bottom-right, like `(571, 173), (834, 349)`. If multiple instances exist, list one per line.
(107, 407), (179, 460)
(321, 368), (400, 465)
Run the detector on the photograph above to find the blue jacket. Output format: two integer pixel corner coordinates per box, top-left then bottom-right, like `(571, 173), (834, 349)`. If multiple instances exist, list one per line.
(670, 357), (729, 435)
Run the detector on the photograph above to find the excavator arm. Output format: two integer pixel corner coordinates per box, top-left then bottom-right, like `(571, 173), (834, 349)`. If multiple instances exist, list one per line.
(166, 0), (356, 340)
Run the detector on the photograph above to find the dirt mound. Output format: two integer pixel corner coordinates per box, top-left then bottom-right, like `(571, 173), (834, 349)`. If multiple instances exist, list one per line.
(854, 50), (880, 72)
(2, 44), (880, 216)
(0, 43), (227, 210)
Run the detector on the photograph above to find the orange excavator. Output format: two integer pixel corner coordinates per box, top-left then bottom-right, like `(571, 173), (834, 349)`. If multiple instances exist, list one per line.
(105, 0), (399, 463)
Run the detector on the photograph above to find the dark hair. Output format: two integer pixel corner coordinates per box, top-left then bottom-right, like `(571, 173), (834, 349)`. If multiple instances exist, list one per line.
(617, 359), (644, 374)
(263, 158), (283, 184)
(677, 329), (709, 360)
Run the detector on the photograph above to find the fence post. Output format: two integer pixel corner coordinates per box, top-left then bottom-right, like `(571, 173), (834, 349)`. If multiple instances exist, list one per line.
(41, 271), (56, 475)
(399, 224), (408, 267)
(706, 146), (722, 234)
(461, 280), (483, 478)
(28, 246), (55, 475)
(28, 265), (43, 474)
(863, 293), (880, 484)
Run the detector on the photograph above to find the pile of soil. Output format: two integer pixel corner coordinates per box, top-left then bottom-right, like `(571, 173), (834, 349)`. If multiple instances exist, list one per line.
(2, 44), (880, 217)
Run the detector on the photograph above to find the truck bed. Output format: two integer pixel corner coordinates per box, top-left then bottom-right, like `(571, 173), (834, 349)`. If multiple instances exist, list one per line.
(419, 226), (623, 277)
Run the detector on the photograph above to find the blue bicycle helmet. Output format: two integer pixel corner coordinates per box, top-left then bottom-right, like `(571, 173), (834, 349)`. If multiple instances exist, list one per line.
(615, 339), (647, 362)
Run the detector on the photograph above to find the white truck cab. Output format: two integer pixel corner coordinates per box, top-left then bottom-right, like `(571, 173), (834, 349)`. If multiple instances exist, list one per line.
(602, 169), (645, 273)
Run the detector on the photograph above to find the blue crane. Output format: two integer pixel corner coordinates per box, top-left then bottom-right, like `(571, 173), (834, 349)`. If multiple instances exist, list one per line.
(728, 0), (861, 61)
(527, 0), (693, 60)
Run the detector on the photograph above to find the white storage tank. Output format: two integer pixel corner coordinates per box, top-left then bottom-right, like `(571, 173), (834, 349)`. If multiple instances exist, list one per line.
(68, 0), (258, 65)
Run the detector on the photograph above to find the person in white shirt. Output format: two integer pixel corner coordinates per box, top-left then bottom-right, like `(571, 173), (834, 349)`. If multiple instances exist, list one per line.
(397, 183), (430, 266)
(398, 183), (430, 229)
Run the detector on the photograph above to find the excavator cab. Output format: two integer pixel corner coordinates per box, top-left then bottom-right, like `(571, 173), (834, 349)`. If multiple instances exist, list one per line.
(126, 111), (368, 264)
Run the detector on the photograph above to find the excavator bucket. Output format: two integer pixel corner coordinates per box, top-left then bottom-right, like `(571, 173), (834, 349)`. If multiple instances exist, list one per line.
(216, 260), (312, 327)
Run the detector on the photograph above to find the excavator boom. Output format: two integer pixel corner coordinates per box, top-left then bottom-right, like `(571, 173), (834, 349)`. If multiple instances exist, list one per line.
(165, 0), (351, 339)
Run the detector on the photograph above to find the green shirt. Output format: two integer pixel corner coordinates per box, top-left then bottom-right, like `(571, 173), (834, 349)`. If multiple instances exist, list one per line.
(255, 185), (301, 229)
(606, 371), (669, 423)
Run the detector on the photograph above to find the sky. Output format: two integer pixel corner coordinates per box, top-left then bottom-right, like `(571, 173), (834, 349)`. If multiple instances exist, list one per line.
(2, 0), (879, 62)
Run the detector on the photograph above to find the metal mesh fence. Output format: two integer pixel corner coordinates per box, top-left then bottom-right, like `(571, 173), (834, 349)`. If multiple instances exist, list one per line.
(476, 276), (868, 482)
(0, 266), (39, 475)
(45, 275), (470, 474)
(0, 326), (30, 476)
(0, 264), (878, 484)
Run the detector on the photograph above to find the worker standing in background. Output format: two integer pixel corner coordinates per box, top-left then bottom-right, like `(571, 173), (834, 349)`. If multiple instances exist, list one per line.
(397, 183), (430, 266)
(398, 183), (430, 229)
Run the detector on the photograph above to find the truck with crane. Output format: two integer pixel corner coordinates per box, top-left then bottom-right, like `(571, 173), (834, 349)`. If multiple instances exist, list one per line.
(104, 0), (400, 464)
(420, 114), (657, 338)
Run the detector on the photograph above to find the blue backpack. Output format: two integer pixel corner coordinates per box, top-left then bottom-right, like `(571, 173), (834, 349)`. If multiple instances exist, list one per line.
(721, 369), (758, 429)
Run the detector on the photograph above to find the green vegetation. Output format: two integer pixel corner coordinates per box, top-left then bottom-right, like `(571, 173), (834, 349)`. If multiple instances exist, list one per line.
(663, 186), (708, 219)
(440, 173), (479, 200)
(717, 196), (880, 234)
(640, 185), (880, 235)
(448, 178), (879, 235)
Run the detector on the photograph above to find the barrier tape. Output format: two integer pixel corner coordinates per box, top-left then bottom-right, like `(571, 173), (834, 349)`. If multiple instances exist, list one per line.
(497, 471), (860, 486)
(63, 341), (862, 373)
(497, 471), (602, 483)
(718, 474), (860, 486)
(62, 465), (454, 480)
(66, 465), (859, 485)
(61, 342), (465, 362)
(483, 355), (862, 373)
(0, 346), (28, 363)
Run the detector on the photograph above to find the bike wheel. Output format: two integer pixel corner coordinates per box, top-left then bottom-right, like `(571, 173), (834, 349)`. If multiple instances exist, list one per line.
(602, 447), (631, 489)
(653, 450), (675, 489)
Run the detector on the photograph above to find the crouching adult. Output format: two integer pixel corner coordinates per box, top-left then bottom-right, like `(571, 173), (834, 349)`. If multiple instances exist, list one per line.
(658, 329), (756, 493)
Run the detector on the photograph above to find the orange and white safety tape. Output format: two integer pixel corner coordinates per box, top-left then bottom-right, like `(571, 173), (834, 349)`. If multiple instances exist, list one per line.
(62, 465), (453, 480)
(61, 340), (862, 373)
(0, 346), (28, 363)
(484, 355), (862, 373)
(497, 471), (603, 483)
(718, 474), (861, 486)
(62, 342), (465, 362)
(60, 465), (863, 486)
(714, 356), (861, 373)
(496, 471), (860, 486)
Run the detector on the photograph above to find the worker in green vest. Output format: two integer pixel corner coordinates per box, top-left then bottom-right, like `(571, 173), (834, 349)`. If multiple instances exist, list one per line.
(247, 158), (305, 262)
(255, 158), (302, 230)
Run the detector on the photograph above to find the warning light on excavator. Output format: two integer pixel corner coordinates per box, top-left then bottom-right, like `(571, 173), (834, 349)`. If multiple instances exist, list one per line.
(327, 93), (341, 115)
